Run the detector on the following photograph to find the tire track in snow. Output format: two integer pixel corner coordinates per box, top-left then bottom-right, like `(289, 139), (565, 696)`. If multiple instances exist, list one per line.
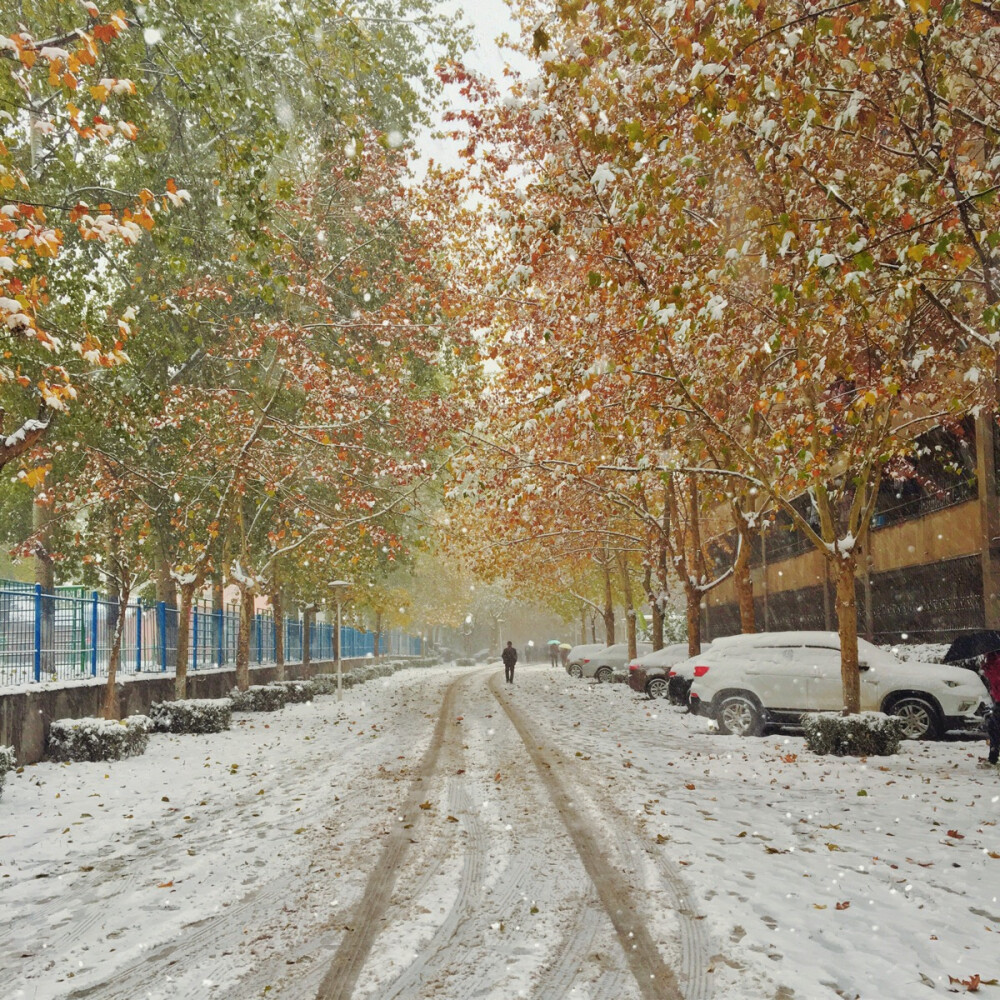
(490, 673), (687, 1000)
(314, 676), (461, 1000)
(377, 777), (486, 999)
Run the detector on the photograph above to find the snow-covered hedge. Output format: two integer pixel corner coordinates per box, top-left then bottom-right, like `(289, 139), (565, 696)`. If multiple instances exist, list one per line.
(149, 699), (232, 734)
(802, 712), (905, 757)
(311, 673), (344, 695)
(0, 745), (15, 799)
(271, 680), (316, 703)
(454, 657), (475, 666)
(47, 716), (151, 763)
(311, 660), (414, 694)
(230, 685), (288, 712)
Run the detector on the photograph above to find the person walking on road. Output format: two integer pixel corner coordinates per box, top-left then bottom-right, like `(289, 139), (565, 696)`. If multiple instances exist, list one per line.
(501, 641), (518, 685)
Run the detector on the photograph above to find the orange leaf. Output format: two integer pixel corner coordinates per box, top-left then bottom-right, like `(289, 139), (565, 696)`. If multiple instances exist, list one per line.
(946, 829), (964, 839)
(157, 880), (173, 888)
(835, 901), (850, 910)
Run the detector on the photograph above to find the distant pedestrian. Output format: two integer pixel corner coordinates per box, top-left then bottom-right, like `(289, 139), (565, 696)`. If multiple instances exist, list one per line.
(549, 644), (559, 668)
(501, 641), (518, 684)
(982, 651), (1000, 767)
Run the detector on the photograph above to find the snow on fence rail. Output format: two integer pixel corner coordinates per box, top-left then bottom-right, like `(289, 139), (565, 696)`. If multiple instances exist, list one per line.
(0, 584), (420, 687)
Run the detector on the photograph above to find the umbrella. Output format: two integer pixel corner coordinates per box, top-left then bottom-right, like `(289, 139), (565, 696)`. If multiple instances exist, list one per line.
(558, 643), (572, 650)
(547, 639), (560, 645)
(942, 630), (1000, 663)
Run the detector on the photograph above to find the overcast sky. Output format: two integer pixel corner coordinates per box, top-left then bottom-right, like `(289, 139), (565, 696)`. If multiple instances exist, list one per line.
(417, 0), (535, 171)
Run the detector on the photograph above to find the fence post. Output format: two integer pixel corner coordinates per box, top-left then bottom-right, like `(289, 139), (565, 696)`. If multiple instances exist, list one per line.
(192, 605), (199, 671)
(90, 591), (99, 677)
(158, 601), (167, 672)
(136, 600), (142, 672)
(33, 583), (42, 683)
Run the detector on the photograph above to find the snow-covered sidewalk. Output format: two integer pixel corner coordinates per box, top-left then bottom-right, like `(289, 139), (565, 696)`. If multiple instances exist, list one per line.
(1, 662), (998, 999)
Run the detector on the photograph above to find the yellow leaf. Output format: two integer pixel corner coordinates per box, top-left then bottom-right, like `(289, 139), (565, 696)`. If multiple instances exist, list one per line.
(907, 244), (928, 263)
(951, 244), (975, 270)
(22, 467), (47, 489)
(914, 18), (931, 35)
(859, 60), (876, 73)
(89, 84), (108, 102)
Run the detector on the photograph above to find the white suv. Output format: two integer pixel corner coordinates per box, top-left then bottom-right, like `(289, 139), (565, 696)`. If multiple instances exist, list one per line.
(684, 631), (988, 739)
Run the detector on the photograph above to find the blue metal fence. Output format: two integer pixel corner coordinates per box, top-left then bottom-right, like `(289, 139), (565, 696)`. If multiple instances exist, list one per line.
(0, 583), (420, 688)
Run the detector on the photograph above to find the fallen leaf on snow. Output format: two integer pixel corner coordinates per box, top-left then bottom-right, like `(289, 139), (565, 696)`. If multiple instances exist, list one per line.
(157, 881), (173, 888)
(947, 973), (982, 991)
(419, 801), (432, 810)
(946, 829), (965, 840)
(835, 901), (850, 910)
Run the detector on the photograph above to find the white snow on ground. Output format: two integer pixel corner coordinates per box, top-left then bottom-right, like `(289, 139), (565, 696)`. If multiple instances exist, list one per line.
(1, 661), (998, 1000)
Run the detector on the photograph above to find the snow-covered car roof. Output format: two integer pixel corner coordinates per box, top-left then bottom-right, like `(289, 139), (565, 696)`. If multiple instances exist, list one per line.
(710, 630), (844, 650)
(631, 642), (693, 667)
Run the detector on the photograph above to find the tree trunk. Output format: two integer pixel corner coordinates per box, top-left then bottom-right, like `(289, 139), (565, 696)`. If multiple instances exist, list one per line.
(272, 587), (285, 681)
(733, 519), (756, 634)
(235, 589), (254, 691)
(302, 606), (313, 668)
(102, 587), (130, 720)
(645, 565), (663, 650)
(174, 582), (196, 700)
(685, 583), (702, 658)
(834, 556), (861, 714)
(601, 557), (615, 644)
(619, 553), (637, 660)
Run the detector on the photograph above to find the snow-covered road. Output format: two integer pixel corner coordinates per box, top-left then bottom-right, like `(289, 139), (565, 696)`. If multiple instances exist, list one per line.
(2, 662), (999, 999)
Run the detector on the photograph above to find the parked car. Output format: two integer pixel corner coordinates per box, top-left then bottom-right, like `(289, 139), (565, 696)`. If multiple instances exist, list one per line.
(581, 641), (653, 683)
(684, 631), (989, 739)
(564, 643), (608, 679)
(667, 645), (715, 705)
(627, 643), (692, 698)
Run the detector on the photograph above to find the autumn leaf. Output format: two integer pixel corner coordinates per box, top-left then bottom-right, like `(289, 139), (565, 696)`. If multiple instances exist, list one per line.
(835, 901), (850, 911)
(157, 881), (173, 888)
(946, 830), (965, 840)
(948, 973), (981, 992)
(418, 801), (432, 810)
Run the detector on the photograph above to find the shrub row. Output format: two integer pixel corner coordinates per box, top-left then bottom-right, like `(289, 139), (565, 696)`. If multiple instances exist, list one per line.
(0, 745), (14, 799)
(149, 699), (232, 734)
(34, 659), (433, 768)
(229, 684), (289, 712)
(47, 716), (152, 763)
(802, 712), (905, 757)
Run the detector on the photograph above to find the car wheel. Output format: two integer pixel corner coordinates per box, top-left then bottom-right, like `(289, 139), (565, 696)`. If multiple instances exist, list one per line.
(716, 694), (764, 737)
(568, 664), (583, 679)
(595, 666), (613, 683)
(647, 677), (669, 699)
(887, 696), (941, 740)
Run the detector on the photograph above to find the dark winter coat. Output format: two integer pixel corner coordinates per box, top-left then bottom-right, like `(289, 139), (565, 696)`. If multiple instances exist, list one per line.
(501, 646), (518, 668)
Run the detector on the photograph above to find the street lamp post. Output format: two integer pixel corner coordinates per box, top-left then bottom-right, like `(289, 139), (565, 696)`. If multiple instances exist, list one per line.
(330, 580), (351, 702)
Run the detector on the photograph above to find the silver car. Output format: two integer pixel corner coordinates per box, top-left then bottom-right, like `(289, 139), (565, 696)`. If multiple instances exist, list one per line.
(581, 641), (653, 683)
(565, 643), (608, 679)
